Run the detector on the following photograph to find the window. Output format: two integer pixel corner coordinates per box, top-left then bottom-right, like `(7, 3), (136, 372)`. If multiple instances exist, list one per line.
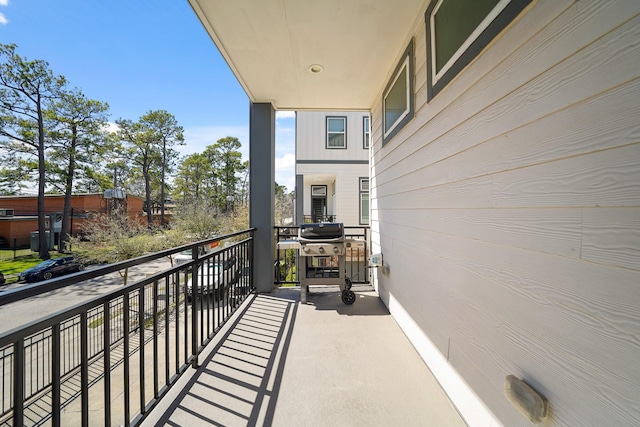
(359, 178), (369, 225)
(311, 185), (327, 196)
(326, 116), (347, 149)
(426, 0), (532, 100)
(363, 116), (370, 149)
(382, 40), (414, 146)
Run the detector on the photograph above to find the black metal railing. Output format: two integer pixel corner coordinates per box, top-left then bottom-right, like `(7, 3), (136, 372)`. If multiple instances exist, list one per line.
(302, 215), (336, 223)
(274, 225), (370, 286)
(0, 228), (255, 427)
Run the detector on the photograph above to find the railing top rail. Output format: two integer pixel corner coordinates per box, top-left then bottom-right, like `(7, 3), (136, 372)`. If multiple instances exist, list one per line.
(0, 232), (254, 347)
(0, 228), (255, 307)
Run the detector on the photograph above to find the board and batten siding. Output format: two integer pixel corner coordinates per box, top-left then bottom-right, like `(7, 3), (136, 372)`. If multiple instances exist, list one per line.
(369, 1), (640, 426)
(296, 111), (369, 161)
(296, 110), (370, 226)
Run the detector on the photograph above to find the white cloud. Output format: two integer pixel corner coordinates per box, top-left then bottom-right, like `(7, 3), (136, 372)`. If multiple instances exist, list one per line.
(0, 13), (7, 25)
(181, 124), (295, 191)
(275, 153), (296, 191)
(103, 122), (120, 133)
(276, 110), (295, 120)
(181, 125), (250, 158)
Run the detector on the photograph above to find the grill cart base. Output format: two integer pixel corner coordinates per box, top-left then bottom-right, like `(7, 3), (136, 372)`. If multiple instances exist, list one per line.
(299, 253), (355, 305)
(278, 222), (356, 305)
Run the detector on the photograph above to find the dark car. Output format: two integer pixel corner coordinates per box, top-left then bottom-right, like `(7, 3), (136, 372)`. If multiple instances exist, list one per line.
(18, 256), (85, 283)
(0, 271), (5, 285)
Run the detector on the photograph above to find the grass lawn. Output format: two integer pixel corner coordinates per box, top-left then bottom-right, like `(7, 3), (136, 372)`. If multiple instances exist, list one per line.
(0, 253), (48, 283)
(0, 248), (33, 262)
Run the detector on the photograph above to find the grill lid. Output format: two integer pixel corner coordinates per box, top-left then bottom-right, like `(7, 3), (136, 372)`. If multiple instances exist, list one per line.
(299, 222), (344, 241)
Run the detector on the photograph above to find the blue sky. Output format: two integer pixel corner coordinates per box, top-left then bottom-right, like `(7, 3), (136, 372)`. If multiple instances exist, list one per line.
(0, 0), (296, 191)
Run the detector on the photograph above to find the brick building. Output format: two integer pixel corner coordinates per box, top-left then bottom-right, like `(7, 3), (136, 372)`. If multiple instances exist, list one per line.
(0, 193), (144, 248)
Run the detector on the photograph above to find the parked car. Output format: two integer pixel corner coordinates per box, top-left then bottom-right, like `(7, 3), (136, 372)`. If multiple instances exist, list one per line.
(18, 256), (85, 283)
(173, 243), (220, 267)
(173, 249), (194, 267)
(0, 271), (5, 286)
(185, 255), (240, 301)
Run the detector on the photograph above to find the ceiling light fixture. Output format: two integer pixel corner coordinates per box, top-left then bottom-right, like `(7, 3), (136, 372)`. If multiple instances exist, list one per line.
(308, 64), (324, 74)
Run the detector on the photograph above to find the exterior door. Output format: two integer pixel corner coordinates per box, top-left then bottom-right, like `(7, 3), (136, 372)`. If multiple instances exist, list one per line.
(311, 197), (326, 222)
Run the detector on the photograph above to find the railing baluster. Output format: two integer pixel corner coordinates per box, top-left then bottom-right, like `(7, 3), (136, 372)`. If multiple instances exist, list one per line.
(176, 271), (181, 374)
(191, 247), (199, 368)
(165, 275), (171, 386)
(139, 287), (145, 414)
(153, 279), (159, 398)
(52, 324), (61, 427)
(12, 339), (24, 427)
(123, 293), (130, 427)
(80, 312), (89, 427)
(183, 268), (188, 370)
(198, 261), (204, 347)
(104, 301), (111, 427)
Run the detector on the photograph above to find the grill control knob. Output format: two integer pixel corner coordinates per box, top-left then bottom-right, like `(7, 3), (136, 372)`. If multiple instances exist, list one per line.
(318, 246), (325, 254)
(303, 246), (310, 253)
(333, 246), (339, 254)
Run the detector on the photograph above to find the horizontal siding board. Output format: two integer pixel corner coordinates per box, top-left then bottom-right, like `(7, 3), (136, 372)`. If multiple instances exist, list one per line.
(492, 143), (640, 208)
(377, 176), (493, 209)
(375, 2), (640, 183)
(372, 0), (572, 163)
(382, 220), (640, 425)
(379, 207), (582, 258)
(377, 78), (640, 198)
(370, 1), (640, 425)
(582, 208), (640, 271)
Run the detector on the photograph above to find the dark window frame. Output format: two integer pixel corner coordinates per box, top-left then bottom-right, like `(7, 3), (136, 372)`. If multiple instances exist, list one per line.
(363, 116), (370, 149)
(359, 177), (370, 225)
(425, 0), (533, 101)
(326, 116), (347, 149)
(382, 39), (414, 147)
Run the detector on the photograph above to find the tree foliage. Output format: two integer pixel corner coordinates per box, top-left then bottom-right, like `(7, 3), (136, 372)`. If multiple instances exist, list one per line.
(0, 43), (67, 259)
(47, 89), (110, 251)
(114, 117), (160, 227)
(275, 183), (294, 225)
(0, 45), (256, 265)
(70, 205), (150, 285)
(139, 110), (183, 226)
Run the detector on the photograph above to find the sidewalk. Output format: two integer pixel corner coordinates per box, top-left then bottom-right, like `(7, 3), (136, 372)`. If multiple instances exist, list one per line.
(141, 285), (466, 426)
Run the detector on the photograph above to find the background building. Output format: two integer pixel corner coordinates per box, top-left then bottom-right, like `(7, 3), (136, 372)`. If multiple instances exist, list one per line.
(0, 193), (144, 248)
(295, 111), (370, 226)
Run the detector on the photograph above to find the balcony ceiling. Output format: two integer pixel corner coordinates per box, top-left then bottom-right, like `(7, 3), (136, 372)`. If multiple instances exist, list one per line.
(188, 0), (426, 111)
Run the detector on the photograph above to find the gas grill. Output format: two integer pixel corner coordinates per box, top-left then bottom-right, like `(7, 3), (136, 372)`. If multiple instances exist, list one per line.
(296, 222), (356, 305)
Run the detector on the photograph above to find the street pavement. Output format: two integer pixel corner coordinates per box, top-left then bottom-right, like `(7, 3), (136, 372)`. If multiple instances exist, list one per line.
(0, 258), (173, 334)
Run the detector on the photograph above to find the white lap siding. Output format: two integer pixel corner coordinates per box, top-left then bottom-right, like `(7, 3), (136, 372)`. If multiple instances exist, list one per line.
(370, 1), (640, 426)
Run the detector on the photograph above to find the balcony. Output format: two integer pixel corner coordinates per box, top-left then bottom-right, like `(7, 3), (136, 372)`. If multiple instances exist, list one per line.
(0, 228), (463, 426)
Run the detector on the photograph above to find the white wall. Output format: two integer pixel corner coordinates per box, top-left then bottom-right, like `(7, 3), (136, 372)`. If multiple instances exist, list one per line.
(297, 111), (370, 226)
(370, 1), (640, 426)
(299, 164), (368, 226)
(296, 111), (369, 161)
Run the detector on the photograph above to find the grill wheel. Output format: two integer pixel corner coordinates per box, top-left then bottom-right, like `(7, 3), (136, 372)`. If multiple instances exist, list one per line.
(341, 290), (356, 305)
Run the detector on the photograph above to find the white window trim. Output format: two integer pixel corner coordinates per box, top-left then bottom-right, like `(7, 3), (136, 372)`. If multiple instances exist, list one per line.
(430, 0), (511, 84)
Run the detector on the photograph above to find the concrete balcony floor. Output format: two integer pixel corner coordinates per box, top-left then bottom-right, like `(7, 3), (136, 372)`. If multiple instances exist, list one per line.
(141, 285), (466, 426)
